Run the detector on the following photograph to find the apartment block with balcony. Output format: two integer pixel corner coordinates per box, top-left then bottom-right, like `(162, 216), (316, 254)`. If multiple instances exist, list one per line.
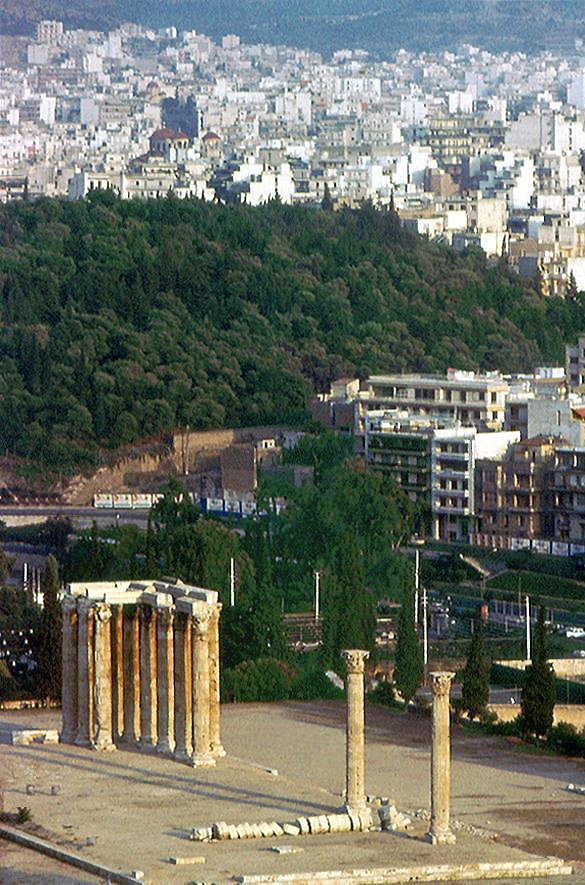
(552, 446), (585, 543)
(566, 334), (585, 389)
(359, 369), (508, 431)
(475, 436), (558, 541)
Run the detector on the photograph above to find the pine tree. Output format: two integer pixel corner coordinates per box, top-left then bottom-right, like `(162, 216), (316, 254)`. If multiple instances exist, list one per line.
(36, 555), (62, 702)
(461, 618), (489, 719)
(521, 607), (555, 737)
(394, 586), (423, 705)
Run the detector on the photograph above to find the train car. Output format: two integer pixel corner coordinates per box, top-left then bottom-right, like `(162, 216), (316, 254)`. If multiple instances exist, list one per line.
(132, 493), (153, 509)
(113, 493), (133, 509)
(93, 494), (114, 508)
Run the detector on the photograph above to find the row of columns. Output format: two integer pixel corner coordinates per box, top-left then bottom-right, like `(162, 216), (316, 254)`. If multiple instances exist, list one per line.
(343, 649), (455, 845)
(61, 596), (224, 766)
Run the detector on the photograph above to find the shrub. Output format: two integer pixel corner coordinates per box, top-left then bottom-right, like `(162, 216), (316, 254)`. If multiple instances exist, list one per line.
(230, 658), (295, 702)
(367, 680), (398, 708)
(290, 664), (344, 701)
(546, 722), (585, 758)
(16, 807), (31, 824)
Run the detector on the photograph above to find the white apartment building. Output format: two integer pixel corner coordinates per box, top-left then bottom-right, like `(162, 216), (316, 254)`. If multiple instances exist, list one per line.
(359, 369), (509, 431)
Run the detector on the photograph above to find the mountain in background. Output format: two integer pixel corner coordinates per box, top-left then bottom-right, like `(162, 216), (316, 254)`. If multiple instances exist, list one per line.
(1, 0), (584, 56)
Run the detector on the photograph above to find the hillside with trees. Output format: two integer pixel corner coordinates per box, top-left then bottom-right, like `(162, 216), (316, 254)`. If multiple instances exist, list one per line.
(1, 0), (583, 55)
(1, 193), (584, 475)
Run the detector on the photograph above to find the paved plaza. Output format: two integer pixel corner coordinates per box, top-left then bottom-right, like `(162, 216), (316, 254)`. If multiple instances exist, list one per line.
(0, 701), (582, 883)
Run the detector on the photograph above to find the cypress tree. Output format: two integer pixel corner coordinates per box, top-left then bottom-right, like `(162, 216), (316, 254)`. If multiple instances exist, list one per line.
(521, 606), (555, 737)
(461, 618), (489, 719)
(394, 586), (423, 705)
(36, 555), (62, 702)
(321, 538), (376, 670)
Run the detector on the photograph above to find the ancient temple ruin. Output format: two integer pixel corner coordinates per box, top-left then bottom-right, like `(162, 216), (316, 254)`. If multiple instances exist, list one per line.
(60, 579), (223, 766)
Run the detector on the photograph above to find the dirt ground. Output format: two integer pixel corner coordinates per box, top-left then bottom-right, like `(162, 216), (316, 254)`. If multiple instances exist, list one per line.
(0, 701), (583, 884)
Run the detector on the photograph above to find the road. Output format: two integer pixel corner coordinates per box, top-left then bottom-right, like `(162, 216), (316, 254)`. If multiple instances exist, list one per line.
(0, 505), (151, 529)
(418, 685), (522, 704)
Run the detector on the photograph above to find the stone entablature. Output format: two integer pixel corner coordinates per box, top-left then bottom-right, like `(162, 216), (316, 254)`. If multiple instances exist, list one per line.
(61, 579), (224, 767)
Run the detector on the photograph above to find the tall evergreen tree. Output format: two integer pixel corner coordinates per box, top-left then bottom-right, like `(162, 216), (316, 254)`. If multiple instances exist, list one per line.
(521, 606), (555, 737)
(394, 585), (423, 705)
(461, 618), (489, 719)
(321, 537), (376, 670)
(36, 555), (62, 702)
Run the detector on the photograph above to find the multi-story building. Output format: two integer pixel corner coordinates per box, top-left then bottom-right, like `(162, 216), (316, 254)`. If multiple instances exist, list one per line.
(566, 334), (585, 389)
(356, 410), (517, 541)
(551, 446), (585, 544)
(475, 436), (558, 540)
(359, 369), (508, 431)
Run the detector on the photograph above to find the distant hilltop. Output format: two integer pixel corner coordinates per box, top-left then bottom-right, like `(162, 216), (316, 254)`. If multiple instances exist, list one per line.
(1, 0), (584, 56)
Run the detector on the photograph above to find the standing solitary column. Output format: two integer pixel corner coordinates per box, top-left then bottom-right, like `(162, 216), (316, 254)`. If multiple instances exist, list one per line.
(93, 604), (116, 751)
(192, 608), (215, 768)
(208, 603), (225, 758)
(427, 671), (456, 845)
(139, 605), (158, 749)
(342, 649), (369, 813)
(156, 606), (175, 755)
(174, 612), (193, 763)
(75, 600), (94, 748)
(122, 606), (140, 744)
(111, 605), (124, 743)
(60, 595), (79, 744)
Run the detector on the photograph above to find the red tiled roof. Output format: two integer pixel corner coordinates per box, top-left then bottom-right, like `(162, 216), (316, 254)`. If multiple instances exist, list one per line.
(150, 128), (188, 141)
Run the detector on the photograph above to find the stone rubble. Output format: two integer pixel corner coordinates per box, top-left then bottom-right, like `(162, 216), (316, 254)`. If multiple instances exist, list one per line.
(197, 809), (377, 842)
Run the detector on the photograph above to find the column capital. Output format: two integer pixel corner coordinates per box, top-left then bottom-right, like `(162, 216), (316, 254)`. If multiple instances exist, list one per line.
(62, 594), (78, 613)
(429, 671), (455, 698)
(138, 603), (155, 623)
(341, 649), (369, 674)
(192, 609), (213, 639)
(157, 606), (174, 628)
(94, 603), (112, 624)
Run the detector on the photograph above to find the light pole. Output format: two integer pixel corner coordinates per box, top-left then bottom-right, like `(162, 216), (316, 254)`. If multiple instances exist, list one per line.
(525, 594), (531, 661)
(314, 570), (321, 621)
(230, 557), (235, 607)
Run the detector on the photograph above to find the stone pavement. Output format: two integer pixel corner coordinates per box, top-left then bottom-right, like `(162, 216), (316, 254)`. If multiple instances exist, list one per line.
(0, 702), (581, 883)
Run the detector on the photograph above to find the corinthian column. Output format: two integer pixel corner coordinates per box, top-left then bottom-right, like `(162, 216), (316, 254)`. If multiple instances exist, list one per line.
(122, 606), (140, 744)
(208, 603), (225, 758)
(60, 595), (79, 744)
(111, 604), (124, 743)
(174, 611), (193, 763)
(75, 600), (94, 748)
(93, 604), (115, 751)
(427, 671), (456, 845)
(191, 608), (215, 768)
(156, 606), (175, 755)
(341, 649), (369, 813)
(139, 605), (158, 749)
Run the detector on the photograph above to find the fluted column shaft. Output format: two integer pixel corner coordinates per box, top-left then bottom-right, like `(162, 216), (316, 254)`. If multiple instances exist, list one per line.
(342, 649), (369, 813)
(111, 605), (124, 743)
(94, 604), (115, 751)
(208, 603), (225, 758)
(428, 671), (456, 845)
(122, 607), (140, 743)
(139, 605), (158, 748)
(60, 597), (79, 744)
(192, 611), (215, 767)
(156, 607), (175, 754)
(174, 612), (193, 762)
(75, 601), (94, 747)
